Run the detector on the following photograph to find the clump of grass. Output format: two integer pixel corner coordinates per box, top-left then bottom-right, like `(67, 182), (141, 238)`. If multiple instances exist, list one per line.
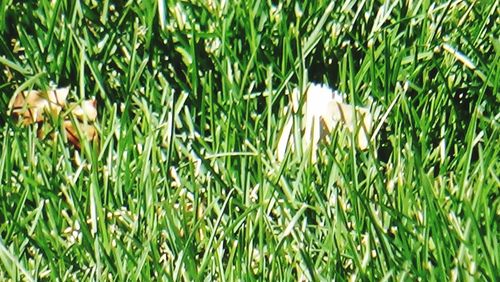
(0, 0), (498, 280)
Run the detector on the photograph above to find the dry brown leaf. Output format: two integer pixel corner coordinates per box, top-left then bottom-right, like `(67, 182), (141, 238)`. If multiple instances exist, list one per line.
(70, 99), (97, 122)
(64, 99), (98, 148)
(8, 87), (99, 149)
(9, 87), (69, 125)
(63, 120), (98, 149)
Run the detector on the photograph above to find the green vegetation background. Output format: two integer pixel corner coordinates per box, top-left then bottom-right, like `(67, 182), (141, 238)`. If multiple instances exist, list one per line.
(0, 0), (498, 280)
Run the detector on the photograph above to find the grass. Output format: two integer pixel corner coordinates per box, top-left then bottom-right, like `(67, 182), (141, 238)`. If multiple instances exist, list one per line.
(0, 0), (498, 280)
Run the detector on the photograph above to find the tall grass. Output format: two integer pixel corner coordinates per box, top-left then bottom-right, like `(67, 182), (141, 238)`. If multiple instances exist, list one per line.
(0, 0), (498, 280)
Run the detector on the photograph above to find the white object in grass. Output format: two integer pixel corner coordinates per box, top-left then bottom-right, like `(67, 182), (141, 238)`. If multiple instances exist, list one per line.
(277, 83), (373, 163)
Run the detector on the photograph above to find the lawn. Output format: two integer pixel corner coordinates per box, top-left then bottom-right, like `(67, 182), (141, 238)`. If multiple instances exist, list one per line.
(0, 0), (498, 280)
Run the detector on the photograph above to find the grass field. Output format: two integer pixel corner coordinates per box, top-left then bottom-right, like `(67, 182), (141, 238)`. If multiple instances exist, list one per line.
(0, 0), (498, 280)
